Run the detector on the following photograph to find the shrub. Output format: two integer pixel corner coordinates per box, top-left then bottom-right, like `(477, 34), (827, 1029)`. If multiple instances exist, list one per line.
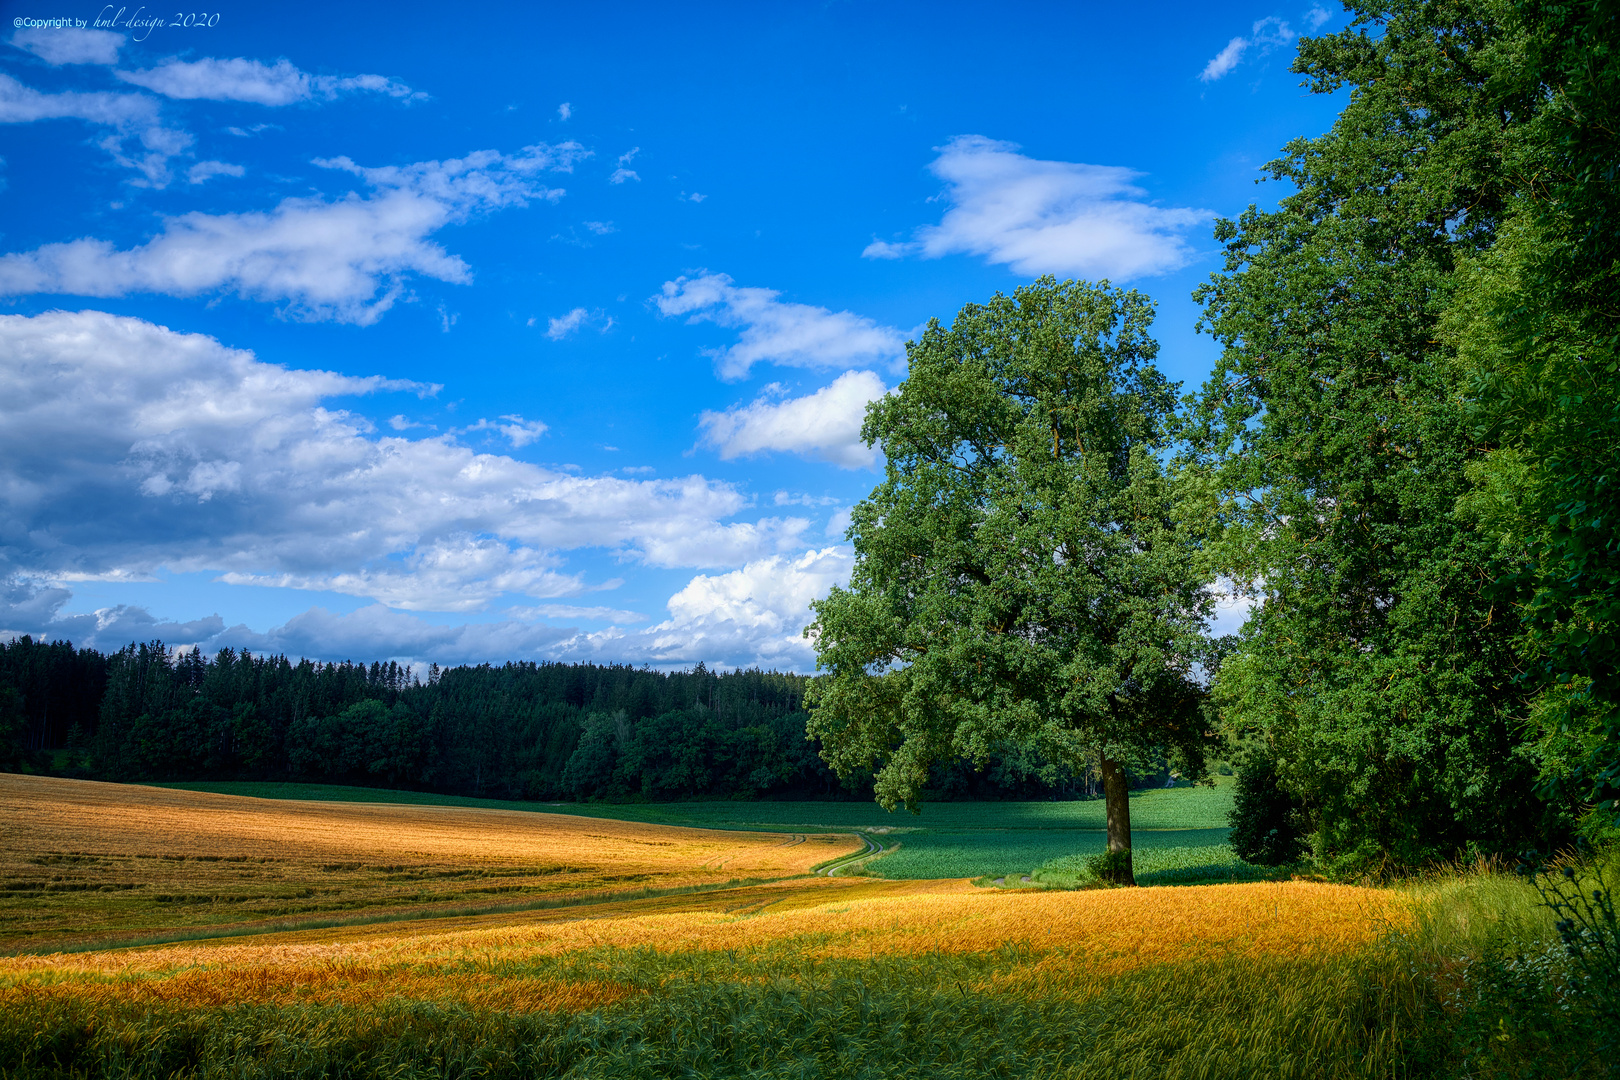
(1229, 748), (1305, 866)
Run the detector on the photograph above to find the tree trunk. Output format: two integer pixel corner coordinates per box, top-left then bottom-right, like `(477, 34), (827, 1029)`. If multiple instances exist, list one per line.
(1100, 754), (1136, 886)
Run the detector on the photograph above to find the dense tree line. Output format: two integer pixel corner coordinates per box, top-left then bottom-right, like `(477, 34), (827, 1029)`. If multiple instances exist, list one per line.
(807, 0), (1618, 873)
(0, 635), (1104, 802)
(1191, 0), (1617, 869)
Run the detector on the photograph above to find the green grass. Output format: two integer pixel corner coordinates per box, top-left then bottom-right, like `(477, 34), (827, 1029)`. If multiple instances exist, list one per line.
(154, 780), (1244, 885)
(154, 779), (1236, 830)
(1032, 835), (1273, 887)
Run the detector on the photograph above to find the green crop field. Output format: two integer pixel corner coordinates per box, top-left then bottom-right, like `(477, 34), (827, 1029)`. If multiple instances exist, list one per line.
(156, 780), (1244, 884)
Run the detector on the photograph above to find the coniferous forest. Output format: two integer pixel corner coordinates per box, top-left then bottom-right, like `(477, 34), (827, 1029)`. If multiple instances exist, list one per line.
(0, 636), (1094, 802)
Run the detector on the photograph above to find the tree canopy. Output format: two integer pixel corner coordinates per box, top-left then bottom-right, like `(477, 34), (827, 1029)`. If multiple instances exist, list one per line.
(806, 278), (1216, 881)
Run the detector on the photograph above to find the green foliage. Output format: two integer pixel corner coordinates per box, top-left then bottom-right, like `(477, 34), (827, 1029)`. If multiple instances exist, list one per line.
(1444, 0), (1620, 819)
(1189, 0), (1554, 868)
(1085, 848), (1135, 886)
(1228, 747), (1306, 866)
(808, 277), (1215, 836)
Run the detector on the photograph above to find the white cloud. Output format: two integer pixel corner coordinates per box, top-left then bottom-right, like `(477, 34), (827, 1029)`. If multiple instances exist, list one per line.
(610, 147), (640, 183)
(0, 71), (156, 126)
(0, 543), (854, 670)
(0, 72), (187, 186)
(557, 102), (572, 120)
(0, 143), (587, 323)
(186, 159), (244, 184)
(655, 272), (908, 380)
(699, 370), (886, 468)
(115, 57), (422, 105)
(583, 220), (616, 234)
(602, 546), (855, 668)
(1304, 6), (1331, 31)
(1200, 37), (1249, 81)
(1200, 17), (1297, 82)
(0, 310), (812, 620)
(546, 307), (588, 339)
(11, 27), (124, 65)
(511, 603), (647, 625)
(544, 307), (612, 340)
(864, 135), (1211, 280)
(464, 414), (548, 447)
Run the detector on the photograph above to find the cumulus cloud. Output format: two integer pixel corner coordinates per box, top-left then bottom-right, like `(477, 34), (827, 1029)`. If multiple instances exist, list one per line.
(1199, 16), (1297, 81)
(0, 142), (587, 323)
(699, 370), (886, 468)
(0, 311), (811, 620)
(561, 546), (855, 669)
(1, 543), (853, 669)
(115, 57), (422, 105)
(627, 547), (853, 667)
(862, 135), (1211, 280)
(655, 272), (908, 381)
(11, 27), (124, 65)
(1303, 5), (1331, 30)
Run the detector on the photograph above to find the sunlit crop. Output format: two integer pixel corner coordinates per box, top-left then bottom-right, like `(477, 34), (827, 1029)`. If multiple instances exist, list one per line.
(0, 774), (859, 951)
(1, 875), (1401, 1017)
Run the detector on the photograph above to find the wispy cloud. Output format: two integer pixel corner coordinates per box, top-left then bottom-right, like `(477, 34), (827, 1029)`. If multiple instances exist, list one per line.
(1199, 16), (1297, 81)
(544, 306), (613, 340)
(861, 135), (1211, 280)
(1200, 38), (1249, 81)
(463, 414), (548, 448)
(655, 272), (907, 380)
(0, 143), (588, 323)
(10, 26), (124, 65)
(186, 159), (244, 184)
(116, 57), (424, 105)
(0, 72), (193, 186)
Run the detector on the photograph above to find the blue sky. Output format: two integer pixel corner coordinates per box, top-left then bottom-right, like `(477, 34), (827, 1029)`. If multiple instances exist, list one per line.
(0, 0), (1343, 670)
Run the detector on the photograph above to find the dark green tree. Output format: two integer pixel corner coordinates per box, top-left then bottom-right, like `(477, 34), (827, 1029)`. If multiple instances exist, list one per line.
(1188, 0), (1563, 868)
(806, 278), (1216, 884)
(1449, 0), (1620, 819)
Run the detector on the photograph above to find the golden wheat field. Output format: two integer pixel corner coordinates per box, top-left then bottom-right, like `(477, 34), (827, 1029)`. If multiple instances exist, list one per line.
(0, 874), (1401, 1014)
(0, 774), (860, 951)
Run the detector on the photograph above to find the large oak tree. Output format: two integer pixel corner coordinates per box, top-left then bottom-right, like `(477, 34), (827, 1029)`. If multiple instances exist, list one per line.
(805, 278), (1216, 884)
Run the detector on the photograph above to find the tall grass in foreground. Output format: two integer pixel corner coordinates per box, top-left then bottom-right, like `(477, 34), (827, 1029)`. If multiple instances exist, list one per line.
(1, 868), (1613, 1079)
(2, 948), (1427, 1079)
